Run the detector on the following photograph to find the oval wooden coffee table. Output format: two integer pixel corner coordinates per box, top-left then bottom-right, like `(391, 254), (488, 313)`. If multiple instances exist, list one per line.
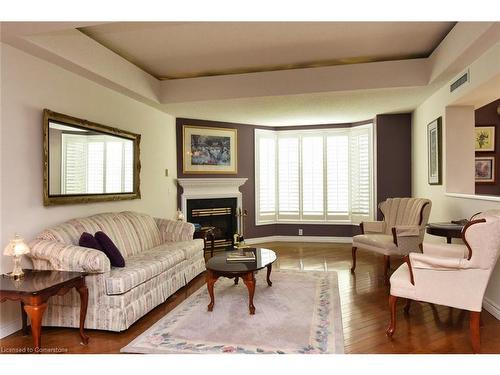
(205, 247), (277, 315)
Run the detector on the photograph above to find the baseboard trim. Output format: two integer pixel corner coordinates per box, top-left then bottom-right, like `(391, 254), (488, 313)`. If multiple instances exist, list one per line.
(0, 318), (21, 339)
(245, 235), (352, 245)
(483, 297), (500, 320)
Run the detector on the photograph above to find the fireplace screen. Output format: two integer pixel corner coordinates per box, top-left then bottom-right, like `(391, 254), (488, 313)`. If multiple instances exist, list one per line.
(187, 198), (237, 248)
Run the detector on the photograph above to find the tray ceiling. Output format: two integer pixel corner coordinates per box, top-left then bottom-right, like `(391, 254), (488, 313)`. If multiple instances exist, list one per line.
(79, 22), (456, 79)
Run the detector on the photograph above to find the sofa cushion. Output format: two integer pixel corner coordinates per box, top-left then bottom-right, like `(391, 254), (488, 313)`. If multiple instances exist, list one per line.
(89, 213), (142, 258)
(38, 218), (102, 245)
(37, 213), (143, 257)
(121, 211), (162, 252)
(95, 231), (126, 268)
(104, 245), (186, 295)
(160, 239), (204, 259)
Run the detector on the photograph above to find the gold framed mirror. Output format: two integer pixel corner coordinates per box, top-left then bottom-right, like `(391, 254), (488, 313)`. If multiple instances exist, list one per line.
(43, 109), (141, 205)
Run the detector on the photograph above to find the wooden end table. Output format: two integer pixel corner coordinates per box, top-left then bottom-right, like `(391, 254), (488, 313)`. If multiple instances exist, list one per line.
(205, 247), (277, 315)
(194, 226), (216, 257)
(426, 222), (465, 243)
(0, 270), (89, 352)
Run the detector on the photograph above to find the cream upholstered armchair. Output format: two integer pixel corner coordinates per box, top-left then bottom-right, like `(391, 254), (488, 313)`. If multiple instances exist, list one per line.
(386, 210), (500, 353)
(351, 197), (432, 284)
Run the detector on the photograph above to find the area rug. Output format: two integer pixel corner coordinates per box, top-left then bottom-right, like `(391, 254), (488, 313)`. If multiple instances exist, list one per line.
(121, 270), (344, 354)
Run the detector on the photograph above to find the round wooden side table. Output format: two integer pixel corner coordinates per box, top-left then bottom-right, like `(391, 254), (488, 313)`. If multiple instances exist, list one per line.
(426, 222), (464, 243)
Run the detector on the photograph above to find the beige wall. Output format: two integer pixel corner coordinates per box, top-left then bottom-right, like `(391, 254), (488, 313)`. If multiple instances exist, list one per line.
(0, 43), (178, 337)
(412, 43), (500, 319)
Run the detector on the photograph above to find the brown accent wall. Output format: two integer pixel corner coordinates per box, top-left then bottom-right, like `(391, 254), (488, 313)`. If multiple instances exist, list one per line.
(375, 114), (412, 219)
(475, 99), (500, 196)
(177, 114), (412, 238)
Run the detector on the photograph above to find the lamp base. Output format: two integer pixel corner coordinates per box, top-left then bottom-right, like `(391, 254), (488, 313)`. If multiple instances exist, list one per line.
(4, 271), (25, 279)
(6, 256), (25, 278)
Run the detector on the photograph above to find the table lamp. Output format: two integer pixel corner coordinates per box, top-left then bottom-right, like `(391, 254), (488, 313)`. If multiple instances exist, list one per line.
(3, 234), (30, 278)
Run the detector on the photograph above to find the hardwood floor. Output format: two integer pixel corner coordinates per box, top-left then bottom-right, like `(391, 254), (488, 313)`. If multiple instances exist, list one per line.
(1, 242), (499, 354)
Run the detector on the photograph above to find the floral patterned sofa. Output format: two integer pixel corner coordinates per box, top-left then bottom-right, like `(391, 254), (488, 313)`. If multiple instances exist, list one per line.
(28, 211), (205, 332)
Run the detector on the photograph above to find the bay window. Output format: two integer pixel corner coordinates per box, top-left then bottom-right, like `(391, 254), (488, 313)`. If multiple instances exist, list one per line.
(255, 124), (374, 224)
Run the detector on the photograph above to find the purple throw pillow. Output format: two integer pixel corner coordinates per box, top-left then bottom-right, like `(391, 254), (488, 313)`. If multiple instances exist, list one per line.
(79, 232), (103, 251)
(94, 231), (125, 268)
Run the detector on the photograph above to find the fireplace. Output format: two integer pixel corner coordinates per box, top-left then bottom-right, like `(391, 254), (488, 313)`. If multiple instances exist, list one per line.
(187, 198), (237, 248)
(177, 178), (248, 248)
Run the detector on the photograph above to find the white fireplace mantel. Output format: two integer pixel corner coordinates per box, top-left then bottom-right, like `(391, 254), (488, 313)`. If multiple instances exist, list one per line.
(177, 178), (248, 227)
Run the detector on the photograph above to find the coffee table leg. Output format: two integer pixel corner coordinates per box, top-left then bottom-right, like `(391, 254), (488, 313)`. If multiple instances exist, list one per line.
(206, 270), (219, 312)
(266, 264), (273, 286)
(23, 302), (47, 352)
(76, 281), (90, 345)
(242, 272), (256, 315)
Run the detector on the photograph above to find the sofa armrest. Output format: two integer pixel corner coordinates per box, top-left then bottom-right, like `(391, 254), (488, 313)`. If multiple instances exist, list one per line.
(362, 221), (385, 234)
(28, 239), (110, 273)
(155, 218), (195, 242)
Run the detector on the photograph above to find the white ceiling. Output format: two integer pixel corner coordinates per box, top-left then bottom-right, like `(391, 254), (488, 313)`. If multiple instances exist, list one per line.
(164, 85), (436, 126)
(80, 22), (455, 79)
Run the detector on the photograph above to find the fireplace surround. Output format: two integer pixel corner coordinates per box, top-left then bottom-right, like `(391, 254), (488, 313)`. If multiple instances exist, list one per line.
(177, 178), (248, 247)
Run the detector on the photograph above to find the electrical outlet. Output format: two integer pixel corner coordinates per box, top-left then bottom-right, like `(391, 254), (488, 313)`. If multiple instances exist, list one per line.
(298, 229), (303, 236)
(165, 169), (169, 177)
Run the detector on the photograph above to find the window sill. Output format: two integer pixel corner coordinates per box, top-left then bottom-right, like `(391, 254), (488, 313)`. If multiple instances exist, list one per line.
(255, 220), (356, 226)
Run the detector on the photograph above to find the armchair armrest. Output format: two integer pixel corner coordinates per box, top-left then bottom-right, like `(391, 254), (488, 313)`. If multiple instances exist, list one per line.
(409, 252), (466, 271)
(28, 239), (110, 273)
(361, 221), (385, 234)
(391, 225), (422, 254)
(393, 225), (420, 237)
(423, 242), (468, 259)
(155, 218), (195, 242)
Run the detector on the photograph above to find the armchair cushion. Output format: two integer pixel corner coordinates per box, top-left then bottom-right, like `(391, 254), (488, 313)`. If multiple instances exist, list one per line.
(362, 221), (385, 234)
(353, 234), (397, 255)
(28, 239), (111, 273)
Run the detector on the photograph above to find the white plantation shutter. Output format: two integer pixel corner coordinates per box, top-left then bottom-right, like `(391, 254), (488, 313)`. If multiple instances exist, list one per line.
(61, 134), (133, 195)
(87, 140), (104, 193)
(123, 141), (134, 192)
(350, 126), (373, 223)
(255, 131), (277, 223)
(302, 136), (324, 218)
(254, 125), (373, 225)
(326, 134), (349, 220)
(105, 140), (123, 193)
(278, 136), (300, 219)
(62, 134), (87, 194)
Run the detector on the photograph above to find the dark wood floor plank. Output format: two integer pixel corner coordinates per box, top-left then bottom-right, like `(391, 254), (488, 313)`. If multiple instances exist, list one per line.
(0, 242), (498, 354)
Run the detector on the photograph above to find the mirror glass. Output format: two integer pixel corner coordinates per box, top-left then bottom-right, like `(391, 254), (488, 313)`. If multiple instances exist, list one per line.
(43, 109), (141, 205)
(48, 121), (135, 196)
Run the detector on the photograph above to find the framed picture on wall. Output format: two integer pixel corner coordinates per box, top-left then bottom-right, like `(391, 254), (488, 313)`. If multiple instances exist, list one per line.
(427, 117), (442, 185)
(182, 125), (238, 174)
(475, 156), (495, 183)
(474, 126), (495, 152)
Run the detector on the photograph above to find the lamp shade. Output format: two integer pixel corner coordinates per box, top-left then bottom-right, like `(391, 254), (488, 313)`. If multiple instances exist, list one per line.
(3, 234), (30, 256)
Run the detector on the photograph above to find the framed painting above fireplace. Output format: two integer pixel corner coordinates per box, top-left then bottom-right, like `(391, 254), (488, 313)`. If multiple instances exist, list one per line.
(182, 125), (238, 174)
